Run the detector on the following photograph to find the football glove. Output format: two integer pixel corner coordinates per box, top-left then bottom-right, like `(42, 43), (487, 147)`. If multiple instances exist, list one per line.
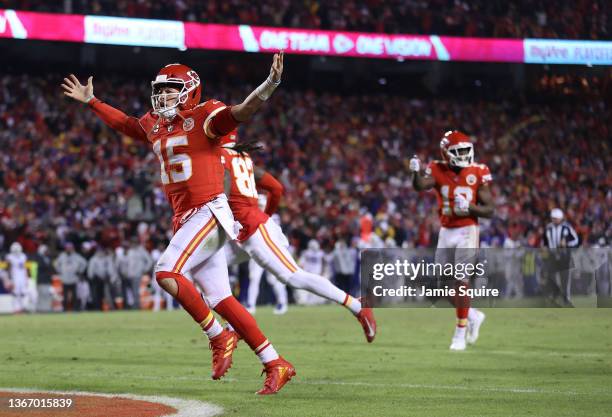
(454, 194), (470, 215)
(409, 155), (420, 172)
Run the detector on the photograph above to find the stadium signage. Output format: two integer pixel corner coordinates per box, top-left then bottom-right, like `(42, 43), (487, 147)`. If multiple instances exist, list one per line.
(257, 29), (330, 52)
(84, 16), (185, 49)
(234, 26), (436, 59)
(1, 9), (611, 65)
(524, 39), (612, 65)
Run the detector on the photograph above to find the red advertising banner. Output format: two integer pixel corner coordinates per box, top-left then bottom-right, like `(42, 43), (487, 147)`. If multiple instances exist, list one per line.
(0, 9), (83, 42)
(1, 9), (609, 65)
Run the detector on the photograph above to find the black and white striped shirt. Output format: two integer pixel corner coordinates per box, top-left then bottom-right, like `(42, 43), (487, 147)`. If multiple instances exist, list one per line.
(544, 221), (580, 249)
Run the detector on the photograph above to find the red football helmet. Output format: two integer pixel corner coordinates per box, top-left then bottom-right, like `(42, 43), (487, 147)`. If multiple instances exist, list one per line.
(219, 129), (238, 148)
(440, 130), (474, 168)
(151, 63), (201, 118)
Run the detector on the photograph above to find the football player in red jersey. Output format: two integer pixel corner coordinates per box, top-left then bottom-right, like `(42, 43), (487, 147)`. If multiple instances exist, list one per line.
(410, 130), (494, 350)
(218, 131), (377, 343)
(62, 53), (296, 395)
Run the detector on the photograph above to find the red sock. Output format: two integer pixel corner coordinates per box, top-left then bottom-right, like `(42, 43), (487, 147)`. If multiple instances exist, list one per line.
(454, 281), (470, 327)
(214, 296), (267, 351)
(156, 271), (211, 323)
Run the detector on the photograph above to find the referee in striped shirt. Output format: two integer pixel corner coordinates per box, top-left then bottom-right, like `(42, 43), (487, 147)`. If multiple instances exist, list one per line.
(542, 208), (580, 306)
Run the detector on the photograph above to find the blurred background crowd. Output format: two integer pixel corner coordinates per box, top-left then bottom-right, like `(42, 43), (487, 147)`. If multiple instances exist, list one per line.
(8, 0), (610, 39)
(0, 72), (609, 256)
(0, 69), (609, 312)
(0, 0), (610, 312)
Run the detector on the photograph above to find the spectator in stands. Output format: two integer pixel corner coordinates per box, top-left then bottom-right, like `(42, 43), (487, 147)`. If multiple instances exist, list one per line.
(10, 0), (608, 40)
(0, 72), (609, 296)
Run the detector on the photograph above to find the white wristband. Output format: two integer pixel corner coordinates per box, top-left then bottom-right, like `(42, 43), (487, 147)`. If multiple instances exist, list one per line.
(85, 94), (96, 103)
(254, 75), (281, 101)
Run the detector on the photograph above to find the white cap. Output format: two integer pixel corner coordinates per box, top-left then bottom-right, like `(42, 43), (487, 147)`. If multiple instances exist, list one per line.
(307, 239), (320, 251)
(550, 208), (564, 220)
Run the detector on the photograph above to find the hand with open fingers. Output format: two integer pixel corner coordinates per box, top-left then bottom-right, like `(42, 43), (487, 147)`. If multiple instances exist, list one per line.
(61, 74), (94, 104)
(269, 51), (284, 83)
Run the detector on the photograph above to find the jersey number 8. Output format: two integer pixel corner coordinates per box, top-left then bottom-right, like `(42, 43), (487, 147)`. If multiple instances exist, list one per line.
(232, 156), (258, 198)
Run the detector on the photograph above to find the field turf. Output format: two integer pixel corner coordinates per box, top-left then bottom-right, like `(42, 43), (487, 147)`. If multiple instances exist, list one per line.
(1, 306), (611, 416)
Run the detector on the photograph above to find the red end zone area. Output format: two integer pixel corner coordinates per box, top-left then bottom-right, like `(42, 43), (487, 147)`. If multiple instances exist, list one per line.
(0, 390), (222, 417)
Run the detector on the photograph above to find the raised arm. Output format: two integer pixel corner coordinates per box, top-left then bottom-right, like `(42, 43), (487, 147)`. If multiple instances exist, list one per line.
(62, 74), (147, 142)
(409, 155), (435, 191)
(204, 53), (284, 139)
(231, 52), (283, 122)
(254, 167), (284, 216)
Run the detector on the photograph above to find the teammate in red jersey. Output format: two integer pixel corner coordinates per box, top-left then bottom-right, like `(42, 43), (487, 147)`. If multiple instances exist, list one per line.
(410, 130), (494, 350)
(62, 53), (295, 394)
(218, 132), (377, 343)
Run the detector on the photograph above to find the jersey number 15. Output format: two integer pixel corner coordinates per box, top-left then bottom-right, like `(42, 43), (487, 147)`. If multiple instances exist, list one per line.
(153, 136), (193, 185)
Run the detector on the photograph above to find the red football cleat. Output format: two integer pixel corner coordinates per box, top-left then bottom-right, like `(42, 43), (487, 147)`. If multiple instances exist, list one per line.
(209, 329), (239, 380)
(356, 307), (377, 343)
(256, 357), (296, 395)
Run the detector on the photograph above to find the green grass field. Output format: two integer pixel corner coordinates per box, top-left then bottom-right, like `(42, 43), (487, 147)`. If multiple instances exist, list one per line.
(1, 306), (611, 417)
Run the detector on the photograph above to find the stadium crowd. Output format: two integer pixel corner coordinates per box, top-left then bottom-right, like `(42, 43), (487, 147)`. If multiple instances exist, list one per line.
(0, 71), (609, 310)
(9, 0), (609, 40)
(1, 71), (609, 251)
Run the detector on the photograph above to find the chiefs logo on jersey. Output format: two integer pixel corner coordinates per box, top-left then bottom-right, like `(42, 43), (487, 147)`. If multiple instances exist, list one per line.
(183, 117), (194, 131)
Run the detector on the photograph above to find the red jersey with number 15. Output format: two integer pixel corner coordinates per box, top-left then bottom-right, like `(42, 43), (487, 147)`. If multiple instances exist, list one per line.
(426, 161), (492, 228)
(220, 147), (269, 242)
(138, 99), (227, 219)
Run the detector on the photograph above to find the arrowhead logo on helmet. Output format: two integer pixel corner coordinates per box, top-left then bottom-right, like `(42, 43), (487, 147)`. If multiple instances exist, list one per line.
(151, 63), (202, 119)
(440, 130), (474, 168)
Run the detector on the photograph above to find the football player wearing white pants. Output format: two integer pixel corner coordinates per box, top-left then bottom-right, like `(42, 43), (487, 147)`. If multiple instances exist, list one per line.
(247, 257), (289, 315)
(434, 225), (486, 349)
(411, 130), (494, 351)
(6, 242), (30, 313)
(220, 135), (377, 343)
(64, 53), (297, 394)
(242, 198), (288, 315)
